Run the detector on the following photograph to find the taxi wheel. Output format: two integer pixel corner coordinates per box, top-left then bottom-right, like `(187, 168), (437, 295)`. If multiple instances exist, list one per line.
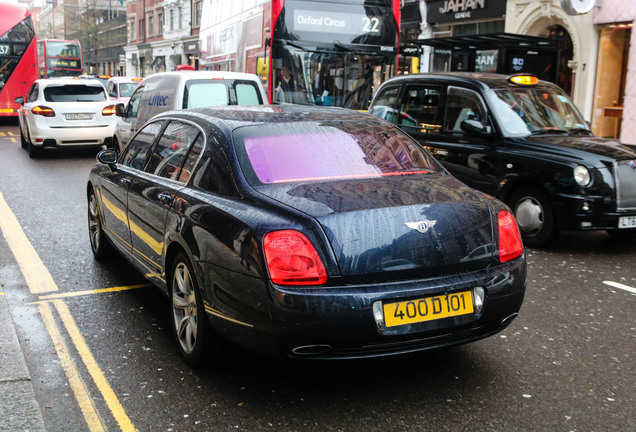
(170, 252), (222, 366)
(88, 189), (113, 260)
(509, 186), (557, 248)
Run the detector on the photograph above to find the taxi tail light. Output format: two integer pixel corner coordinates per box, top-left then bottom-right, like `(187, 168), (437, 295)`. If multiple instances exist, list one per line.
(32, 106), (55, 117)
(498, 210), (524, 262)
(102, 105), (117, 116)
(264, 230), (328, 285)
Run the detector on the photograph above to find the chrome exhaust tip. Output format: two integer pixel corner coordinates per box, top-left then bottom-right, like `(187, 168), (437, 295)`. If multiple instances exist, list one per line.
(290, 344), (333, 356)
(501, 312), (518, 326)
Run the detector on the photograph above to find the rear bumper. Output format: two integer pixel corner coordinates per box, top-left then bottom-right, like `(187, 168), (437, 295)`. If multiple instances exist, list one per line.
(202, 257), (527, 360)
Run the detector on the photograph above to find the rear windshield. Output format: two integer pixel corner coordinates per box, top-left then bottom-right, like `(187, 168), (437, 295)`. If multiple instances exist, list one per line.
(235, 122), (442, 185)
(44, 85), (106, 102)
(184, 79), (263, 108)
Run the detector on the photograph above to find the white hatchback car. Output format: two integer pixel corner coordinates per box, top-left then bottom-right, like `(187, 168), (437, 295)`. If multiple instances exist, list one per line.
(15, 78), (118, 157)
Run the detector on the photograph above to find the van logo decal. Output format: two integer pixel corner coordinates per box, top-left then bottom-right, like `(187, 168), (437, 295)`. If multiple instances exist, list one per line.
(405, 219), (437, 234)
(148, 92), (169, 106)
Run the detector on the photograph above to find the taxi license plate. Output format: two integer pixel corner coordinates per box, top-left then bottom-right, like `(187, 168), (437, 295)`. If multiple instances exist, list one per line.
(618, 216), (636, 229)
(65, 113), (92, 121)
(383, 290), (474, 328)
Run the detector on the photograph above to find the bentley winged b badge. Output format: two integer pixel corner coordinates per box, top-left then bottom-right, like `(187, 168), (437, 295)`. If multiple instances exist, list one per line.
(405, 219), (437, 234)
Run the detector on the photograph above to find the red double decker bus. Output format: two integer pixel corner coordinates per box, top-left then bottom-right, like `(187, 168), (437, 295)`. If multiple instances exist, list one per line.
(0, 2), (38, 117)
(199, 0), (400, 110)
(37, 39), (83, 78)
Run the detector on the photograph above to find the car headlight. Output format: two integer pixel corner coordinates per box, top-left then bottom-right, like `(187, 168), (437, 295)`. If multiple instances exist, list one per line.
(574, 165), (591, 186)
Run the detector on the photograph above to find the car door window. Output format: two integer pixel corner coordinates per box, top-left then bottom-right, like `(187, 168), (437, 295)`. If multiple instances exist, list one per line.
(119, 121), (164, 170)
(145, 121), (202, 181)
(178, 133), (204, 183)
(369, 86), (399, 123)
(444, 86), (488, 133)
(126, 87), (143, 119)
(399, 85), (442, 133)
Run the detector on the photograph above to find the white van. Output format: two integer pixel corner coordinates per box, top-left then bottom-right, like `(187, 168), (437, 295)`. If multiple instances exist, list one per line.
(112, 71), (267, 151)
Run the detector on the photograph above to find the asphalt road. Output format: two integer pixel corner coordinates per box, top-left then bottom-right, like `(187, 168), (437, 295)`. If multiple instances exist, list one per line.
(0, 120), (634, 432)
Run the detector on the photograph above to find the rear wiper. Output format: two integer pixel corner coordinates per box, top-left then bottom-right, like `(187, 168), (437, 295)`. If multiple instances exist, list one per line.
(529, 128), (568, 136)
(568, 128), (593, 136)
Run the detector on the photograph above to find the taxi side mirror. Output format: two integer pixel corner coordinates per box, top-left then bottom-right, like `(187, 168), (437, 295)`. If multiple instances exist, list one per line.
(460, 119), (492, 136)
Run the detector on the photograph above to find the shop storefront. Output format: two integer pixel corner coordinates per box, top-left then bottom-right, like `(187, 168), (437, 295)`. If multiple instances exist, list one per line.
(591, 1), (634, 144)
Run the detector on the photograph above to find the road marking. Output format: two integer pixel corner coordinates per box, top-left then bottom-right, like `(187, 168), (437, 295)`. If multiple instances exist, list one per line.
(36, 284), (151, 301)
(39, 301), (107, 431)
(0, 192), (58, 294)
(52, 300), (138, 432)
(0, 192), (137, 431)
(603, 281), (636, 294)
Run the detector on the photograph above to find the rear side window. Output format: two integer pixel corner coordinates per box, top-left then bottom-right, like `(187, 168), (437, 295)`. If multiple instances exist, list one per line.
(399, 85), (442, 133)
(444, 87), (488, 133)
(186, 82), (229, 107)
(236, 83), (260, 104)
(235, 122), (442, 185)
(145, 121), (202, 181)
(44, 85), (106, 102)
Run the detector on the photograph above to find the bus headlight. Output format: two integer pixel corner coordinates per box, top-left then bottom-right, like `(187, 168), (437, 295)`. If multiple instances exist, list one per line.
(574, 165), (591, 186)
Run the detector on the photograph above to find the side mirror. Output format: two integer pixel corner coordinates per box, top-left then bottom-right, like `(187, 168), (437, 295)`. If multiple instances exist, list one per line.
(460, 119), (492, 136)
(115, 103), (126, 117)
(97, 148), (118, 166)
(14, 96), (24, 105)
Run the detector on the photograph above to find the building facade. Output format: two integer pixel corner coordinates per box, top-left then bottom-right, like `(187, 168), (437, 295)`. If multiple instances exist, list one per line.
(401, 0), (634, 145)
(123, 0), (202, 77)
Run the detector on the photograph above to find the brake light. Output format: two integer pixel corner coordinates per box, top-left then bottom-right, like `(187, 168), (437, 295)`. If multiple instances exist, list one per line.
(32, 106), (55, 117)
(102, 105), (117, 116)
(263, 230), (328, 285)
(498, 210), (523, 262)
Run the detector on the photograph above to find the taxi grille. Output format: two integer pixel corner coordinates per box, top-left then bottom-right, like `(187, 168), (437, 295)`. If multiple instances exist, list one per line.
(615, 160), (636, 210)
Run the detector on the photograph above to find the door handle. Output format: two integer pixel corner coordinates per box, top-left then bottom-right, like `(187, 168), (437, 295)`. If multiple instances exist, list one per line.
(120, 178), (132, 187)
(158, 192), (173, 205)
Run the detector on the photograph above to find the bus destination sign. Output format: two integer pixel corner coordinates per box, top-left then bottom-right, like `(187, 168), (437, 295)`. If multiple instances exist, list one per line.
(293, 10), (382, 35)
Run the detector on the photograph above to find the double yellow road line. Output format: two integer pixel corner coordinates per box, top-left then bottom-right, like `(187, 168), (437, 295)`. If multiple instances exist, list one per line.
(0, 192), (139, 431)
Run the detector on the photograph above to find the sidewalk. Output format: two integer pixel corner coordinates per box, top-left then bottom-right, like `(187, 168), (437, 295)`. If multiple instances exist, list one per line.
(0, 292), (46, 431)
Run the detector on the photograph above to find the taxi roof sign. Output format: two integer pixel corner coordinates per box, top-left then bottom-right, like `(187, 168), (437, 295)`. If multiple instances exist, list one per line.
(508, 74), (540, 86)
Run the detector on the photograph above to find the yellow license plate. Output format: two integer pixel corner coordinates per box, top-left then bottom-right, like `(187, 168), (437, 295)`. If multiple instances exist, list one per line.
(383, 290), (474, 328)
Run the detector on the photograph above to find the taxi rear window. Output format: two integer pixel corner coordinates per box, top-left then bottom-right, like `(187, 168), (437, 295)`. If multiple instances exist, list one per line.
(235, 122), (442, 185)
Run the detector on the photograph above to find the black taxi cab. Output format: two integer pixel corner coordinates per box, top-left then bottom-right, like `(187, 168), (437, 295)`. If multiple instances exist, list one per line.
(368, 72), (636, 247)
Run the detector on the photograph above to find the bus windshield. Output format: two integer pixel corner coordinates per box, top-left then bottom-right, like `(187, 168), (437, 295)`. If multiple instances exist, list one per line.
(273, 46), (395, 110)
(0, 17), (35, 89)
(43, 41), (81, 58)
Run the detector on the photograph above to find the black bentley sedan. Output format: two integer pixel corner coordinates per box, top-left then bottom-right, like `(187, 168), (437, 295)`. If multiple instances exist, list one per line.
(368, 73), (636, 247)
(87, 105), (526, 364)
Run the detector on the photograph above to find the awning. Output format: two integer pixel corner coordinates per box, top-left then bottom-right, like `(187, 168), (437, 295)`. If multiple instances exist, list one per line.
(414, 32), (560, 51)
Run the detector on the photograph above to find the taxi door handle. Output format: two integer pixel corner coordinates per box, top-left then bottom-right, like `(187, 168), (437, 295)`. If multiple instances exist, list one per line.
(120, 178), (132, 187)
(158, 192), (173, 205)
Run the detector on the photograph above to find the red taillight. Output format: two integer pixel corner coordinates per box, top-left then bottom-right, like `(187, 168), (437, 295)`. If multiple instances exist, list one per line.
(263, 230), (328, 285)
(102, 105), (117, 116)
(32, 106), (55, 117)
(498, 210), (523, 262)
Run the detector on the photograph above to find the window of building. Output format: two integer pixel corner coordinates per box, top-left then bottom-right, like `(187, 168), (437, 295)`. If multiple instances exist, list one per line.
(194, 1), (202, 28)
(138, 18), (145, 40)
(170, 9), (174, 31)
(158, 12), (164, 35)
(178, 6), (182, 29)
(148, 15), (154, 37)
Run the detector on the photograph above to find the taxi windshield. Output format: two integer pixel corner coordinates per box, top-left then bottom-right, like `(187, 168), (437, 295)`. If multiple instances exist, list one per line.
(488, 85), (589, 137)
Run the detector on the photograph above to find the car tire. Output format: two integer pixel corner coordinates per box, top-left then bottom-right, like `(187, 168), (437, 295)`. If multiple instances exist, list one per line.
(509, 186), (557, 248)
(87, 188), (113, 260)
(27, 140), (41, 158)
(20, 129), (28, 149)
(170, 251), (221, 366)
